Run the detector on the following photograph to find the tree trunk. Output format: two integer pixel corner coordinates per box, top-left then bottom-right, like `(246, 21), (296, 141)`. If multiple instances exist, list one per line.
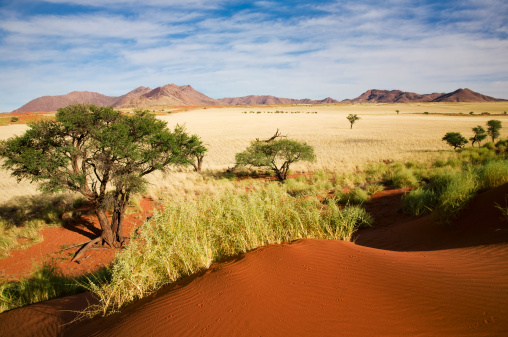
(96, 208), (115, 247)
(111, 190), (129, 246)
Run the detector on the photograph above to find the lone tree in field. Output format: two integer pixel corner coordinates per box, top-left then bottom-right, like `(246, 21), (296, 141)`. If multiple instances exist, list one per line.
(0, 104), (205, 261)
(235, 131), (315, 181)
(187, 135), (207, 172)
(442, 132), (468, 150)
(470, 125), (487, 147)
(346, 114), (361, 129)
(486, 120), (502, 142)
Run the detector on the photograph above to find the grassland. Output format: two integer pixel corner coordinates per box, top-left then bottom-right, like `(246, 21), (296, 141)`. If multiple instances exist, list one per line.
(1, 102), (508, 314)
(1, 102), (507, 202)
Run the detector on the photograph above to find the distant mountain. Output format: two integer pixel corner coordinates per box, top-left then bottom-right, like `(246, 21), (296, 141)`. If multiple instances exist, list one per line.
(431, 88), (504, 102)
(217, 95), (339, 105)
(113, 86), (153, 107)
(342, 89), (445, 103)
(344, 88), (505, 103)
(119, 84), (221, 107)
(11, 86), (506, 113)
(13, 91), (119, 113)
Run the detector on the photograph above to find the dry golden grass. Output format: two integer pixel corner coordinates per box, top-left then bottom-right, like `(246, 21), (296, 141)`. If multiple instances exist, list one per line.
(0, 102), (507, 202)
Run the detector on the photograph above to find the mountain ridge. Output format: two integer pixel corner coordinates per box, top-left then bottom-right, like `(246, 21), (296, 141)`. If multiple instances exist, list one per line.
(11, 86), (506, 113)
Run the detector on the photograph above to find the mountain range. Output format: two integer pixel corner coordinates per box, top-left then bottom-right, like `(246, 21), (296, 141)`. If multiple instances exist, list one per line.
(11, 85), (506, 113)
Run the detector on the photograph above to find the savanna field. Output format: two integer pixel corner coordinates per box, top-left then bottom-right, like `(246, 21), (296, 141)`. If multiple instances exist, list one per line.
(1, 102), (508, 337)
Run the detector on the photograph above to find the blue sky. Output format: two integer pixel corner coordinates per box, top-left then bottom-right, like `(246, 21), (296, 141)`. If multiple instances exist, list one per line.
(0, 0), (507, 112)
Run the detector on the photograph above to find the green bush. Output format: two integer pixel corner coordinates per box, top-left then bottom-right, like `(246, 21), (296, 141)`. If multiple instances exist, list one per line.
(336, 187), (370, 205)
(401, 188), (436, 216)
(478, 161), (508, 189)
(385, 168), (420, 188)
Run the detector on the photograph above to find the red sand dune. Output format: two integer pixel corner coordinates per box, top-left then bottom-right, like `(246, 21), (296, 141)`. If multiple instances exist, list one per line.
(1, 184), (508, 336)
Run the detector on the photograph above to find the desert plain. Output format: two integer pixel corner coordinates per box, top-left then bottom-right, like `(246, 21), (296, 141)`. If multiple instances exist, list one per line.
(0, 101), (508, 336)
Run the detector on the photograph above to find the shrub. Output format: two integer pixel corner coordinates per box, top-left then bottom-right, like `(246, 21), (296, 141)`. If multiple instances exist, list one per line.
(10, 117), (18, 123)
(442, 132), (468, 150)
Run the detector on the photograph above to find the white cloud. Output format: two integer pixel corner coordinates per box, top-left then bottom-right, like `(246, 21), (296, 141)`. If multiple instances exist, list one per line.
(0, 0), (507, 111)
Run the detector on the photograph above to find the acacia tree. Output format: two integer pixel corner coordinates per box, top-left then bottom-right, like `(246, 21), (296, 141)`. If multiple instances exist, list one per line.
(442, 132), (468, 150)
(346, 114), (361, 129)
(0, 104), (205, 261)
(235, 137), (315, 181)
(469, 125), (487, 147)
(486, 120), (502, 142)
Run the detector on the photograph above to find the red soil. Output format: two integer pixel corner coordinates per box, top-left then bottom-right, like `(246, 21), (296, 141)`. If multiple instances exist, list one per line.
(1, 185), (508, 336)
(0, 198), (155, 281)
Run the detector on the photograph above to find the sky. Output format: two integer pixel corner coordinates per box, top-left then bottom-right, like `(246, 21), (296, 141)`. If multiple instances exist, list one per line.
(0, 0), (507, 112)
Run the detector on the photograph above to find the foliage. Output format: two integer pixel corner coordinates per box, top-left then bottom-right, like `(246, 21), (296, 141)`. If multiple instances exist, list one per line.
(0, 104), (205, 255)
(346, 114), (361, 129)
(10, 117), (18, 123)
(235, 138), (315, 181)
(470, 125), (487, 147)
(442, 132), (468, 150)
(487, 120), (502, 142)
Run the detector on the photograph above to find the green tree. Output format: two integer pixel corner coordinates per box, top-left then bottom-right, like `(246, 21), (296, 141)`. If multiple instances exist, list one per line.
(469, 125), (487, 147)
(442, 132), (468, 150)
(235, 138), (315, 181)
(0, 104), (204, 261)
(346, 114), (361, 129)
(486, 120), (502, 142)
(187, 135), (207, 172)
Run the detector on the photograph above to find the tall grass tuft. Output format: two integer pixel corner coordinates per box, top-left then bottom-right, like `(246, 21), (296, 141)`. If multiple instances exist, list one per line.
(82, 184), (372, 317)
(402, 170), (478, 220)
(0, 261), (110, 313)
(477, 160), (508, 189)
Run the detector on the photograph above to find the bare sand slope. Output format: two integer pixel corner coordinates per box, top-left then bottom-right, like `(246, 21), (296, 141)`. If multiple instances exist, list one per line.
(2, 185), (508, 337)
(58, 240), (507, 337)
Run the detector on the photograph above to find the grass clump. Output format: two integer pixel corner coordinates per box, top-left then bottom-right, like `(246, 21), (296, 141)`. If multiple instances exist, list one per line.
(477, 160), (508, 189)
(82, 183), (371, 316)
(385, 167), (420, 188)
(0, 261), (111, 313)
(402, 170), (478, 220)
(335, 187), (370, 205)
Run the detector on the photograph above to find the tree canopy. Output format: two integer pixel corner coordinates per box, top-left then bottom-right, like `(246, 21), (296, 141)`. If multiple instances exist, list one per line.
(0, 104), (206, 261)
(235, 138), (315, 181)
(442, 132), (468, 150)
(470, 125), (487, 147)
(486, 120), (502, 142)
(346, 114), (360, 129)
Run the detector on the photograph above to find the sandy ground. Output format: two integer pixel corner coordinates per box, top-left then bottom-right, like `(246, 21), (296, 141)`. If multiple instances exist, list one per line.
(1, 183), (507, 337)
